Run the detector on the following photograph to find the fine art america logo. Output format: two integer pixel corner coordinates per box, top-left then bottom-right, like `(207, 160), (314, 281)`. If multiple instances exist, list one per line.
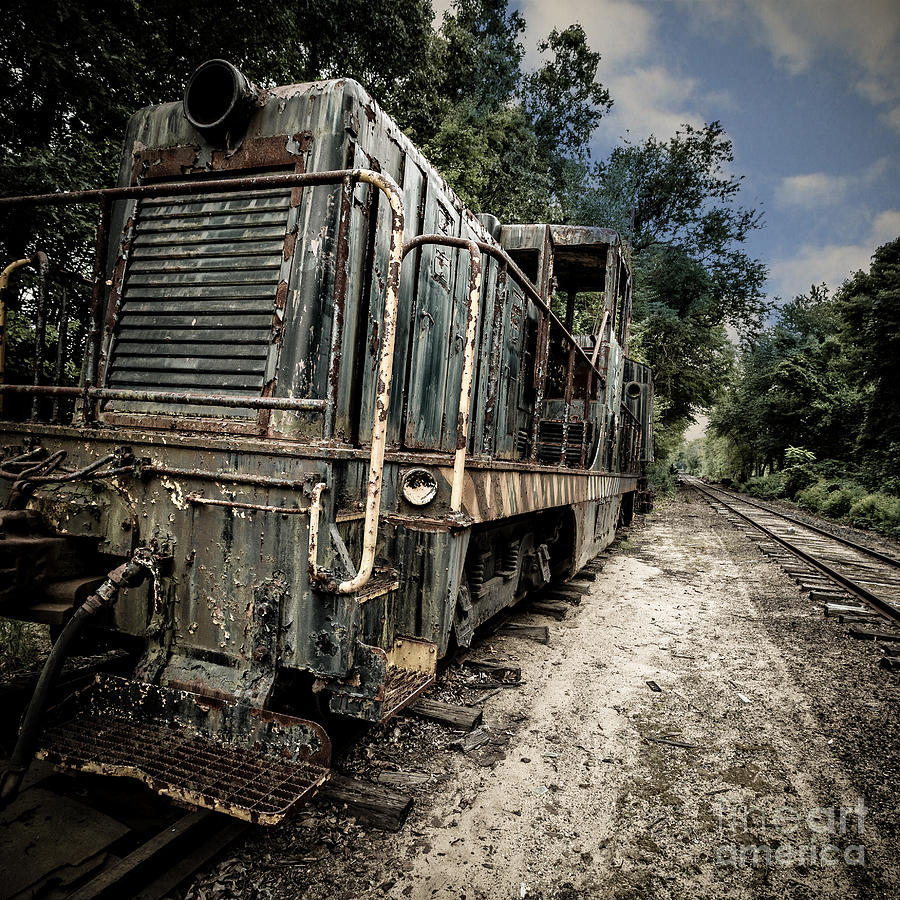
(714, 799), (867, 868)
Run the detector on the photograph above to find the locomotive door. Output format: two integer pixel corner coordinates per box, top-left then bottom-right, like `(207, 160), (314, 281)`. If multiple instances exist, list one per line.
(354, 149), (428, 448)
(402, 178), (469, 453)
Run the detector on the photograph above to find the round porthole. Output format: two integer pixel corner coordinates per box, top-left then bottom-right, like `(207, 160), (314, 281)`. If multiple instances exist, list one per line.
(626, 381), (642, 400)
(400, 468), (438, 507)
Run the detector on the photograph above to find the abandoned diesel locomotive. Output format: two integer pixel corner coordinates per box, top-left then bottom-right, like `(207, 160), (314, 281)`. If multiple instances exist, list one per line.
(0, 61), (653, 823)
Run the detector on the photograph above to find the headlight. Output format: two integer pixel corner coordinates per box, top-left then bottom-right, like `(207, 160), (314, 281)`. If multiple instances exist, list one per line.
(400, 468), (438, 507)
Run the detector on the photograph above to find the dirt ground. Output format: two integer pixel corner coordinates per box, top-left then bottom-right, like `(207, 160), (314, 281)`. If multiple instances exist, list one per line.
(182, 489), (900, 900)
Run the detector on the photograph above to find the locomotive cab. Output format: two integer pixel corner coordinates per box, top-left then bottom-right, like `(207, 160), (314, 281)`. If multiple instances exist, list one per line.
(0, 62), (653, 823)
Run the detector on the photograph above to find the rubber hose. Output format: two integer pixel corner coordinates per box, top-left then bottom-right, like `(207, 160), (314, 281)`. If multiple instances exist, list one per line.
(0, 557), (146, 808)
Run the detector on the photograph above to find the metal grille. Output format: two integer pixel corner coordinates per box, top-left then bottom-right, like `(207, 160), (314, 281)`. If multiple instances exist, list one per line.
(536, 420), (588, 464)
(40, 712), (328, 825)
(105, 187), (292, 417)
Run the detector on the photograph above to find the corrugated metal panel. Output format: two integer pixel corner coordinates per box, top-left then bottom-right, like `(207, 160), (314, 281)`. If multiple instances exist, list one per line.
(105, 187), (292, 417)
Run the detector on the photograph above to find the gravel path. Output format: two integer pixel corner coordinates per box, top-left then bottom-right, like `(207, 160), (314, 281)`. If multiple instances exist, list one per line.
(182, 491), (900, 900)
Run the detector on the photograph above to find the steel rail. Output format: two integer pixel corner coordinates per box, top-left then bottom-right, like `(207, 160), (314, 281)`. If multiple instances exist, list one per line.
(688, 478), (900, 628)
(691, 479), (900, 569)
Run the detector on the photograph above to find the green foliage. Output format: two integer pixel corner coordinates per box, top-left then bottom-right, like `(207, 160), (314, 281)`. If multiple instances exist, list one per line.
(818, 481), (867, 518)
(847, 494), (900, 537)
(784, 446), (816, 466)
(743, 473), (785, 499)
(419, 4), (611, 221)
(647, 460), (677, 499)
(709, 237), (900, 501)
(780, 462), (818, 498)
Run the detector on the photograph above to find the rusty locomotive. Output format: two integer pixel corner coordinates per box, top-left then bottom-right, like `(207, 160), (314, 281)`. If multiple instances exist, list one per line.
(0, 61), (653, 823)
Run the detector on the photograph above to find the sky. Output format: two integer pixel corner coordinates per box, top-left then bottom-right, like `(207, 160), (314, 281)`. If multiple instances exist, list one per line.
(436, 0), (900, 309)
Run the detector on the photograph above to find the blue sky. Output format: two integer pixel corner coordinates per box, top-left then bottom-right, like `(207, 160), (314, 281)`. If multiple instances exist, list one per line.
(438, 0), (900, 310)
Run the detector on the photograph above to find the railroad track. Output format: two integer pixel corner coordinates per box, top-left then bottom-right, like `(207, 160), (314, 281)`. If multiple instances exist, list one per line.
(684, 476), (900, 634)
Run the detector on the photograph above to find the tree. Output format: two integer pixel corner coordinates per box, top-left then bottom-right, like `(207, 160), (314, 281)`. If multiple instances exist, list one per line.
(834, 236), (900, 488)
(417, 4), (612, 221)
(574, 123), (768, 455)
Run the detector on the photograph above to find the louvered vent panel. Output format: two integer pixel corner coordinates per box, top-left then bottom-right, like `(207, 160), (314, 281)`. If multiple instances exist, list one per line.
(536, 420), (589, 465)
(105, 187), (292, 417)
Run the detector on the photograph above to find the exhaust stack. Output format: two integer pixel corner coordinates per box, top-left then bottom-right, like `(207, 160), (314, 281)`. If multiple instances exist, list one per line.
(183, 59), (260, 136)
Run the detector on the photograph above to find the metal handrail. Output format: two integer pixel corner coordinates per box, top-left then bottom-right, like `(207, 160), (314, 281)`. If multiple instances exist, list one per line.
(401, 235), (483, 512)
(305, 170), (406, 594)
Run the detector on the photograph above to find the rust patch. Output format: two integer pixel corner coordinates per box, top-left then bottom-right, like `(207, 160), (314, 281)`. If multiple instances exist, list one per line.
(132, 145), (200, 182)
(283, 230), (298, 261)
(211, 134), (305, 170)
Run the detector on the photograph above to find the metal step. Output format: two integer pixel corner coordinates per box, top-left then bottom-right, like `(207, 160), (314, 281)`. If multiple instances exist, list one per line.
(37, 675), (331, 825)
(328, 636), (436, 722)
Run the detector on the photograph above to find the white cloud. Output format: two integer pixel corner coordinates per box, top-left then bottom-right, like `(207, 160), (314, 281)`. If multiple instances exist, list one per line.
(521, 0), (655, 67)
(594, 66), (706, 143)
(776, 158), (892, 209)
(768, 209), (900, 299)
(520, 0), (720, 145)
(681, 0), (900, 132)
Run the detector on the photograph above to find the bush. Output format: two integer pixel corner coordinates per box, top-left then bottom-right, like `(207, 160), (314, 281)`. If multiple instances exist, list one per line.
(782, 464), (818, 498)
(847, 494), (900, 537)
(648, 460), (676, 499)
(818, 481), (866, 518)
(796, 480), (829, 514)
(744, 473), (785, 499)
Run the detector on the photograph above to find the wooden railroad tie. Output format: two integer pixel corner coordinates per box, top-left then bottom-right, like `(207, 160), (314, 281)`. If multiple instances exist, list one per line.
(529, 599), (569, 620)
(823, 603), (876, 618)
(560, 580), (592, 595)
(545, 588), (583, 605)
(497, 623), (550, 645)
(409, 698), (483, 731)
(848, 625), (900, 642)
(319, 774), (413, 831)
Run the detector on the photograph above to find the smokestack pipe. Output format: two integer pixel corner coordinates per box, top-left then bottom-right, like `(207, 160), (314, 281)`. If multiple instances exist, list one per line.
(183, 59), (261, 136)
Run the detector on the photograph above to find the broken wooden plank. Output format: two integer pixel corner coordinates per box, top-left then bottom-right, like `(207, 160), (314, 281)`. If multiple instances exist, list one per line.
(462, 659), (521, 682)
(574, 570), (597, 582)
(848, 625), (900, 642)
(810, 590), (852, 604)
(319, 775), (413, 831)
(528, 600), (569, 620)
(451, 726), (493, 753)
(497, 623), (550, 644)
(409, 698), (483, 731)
